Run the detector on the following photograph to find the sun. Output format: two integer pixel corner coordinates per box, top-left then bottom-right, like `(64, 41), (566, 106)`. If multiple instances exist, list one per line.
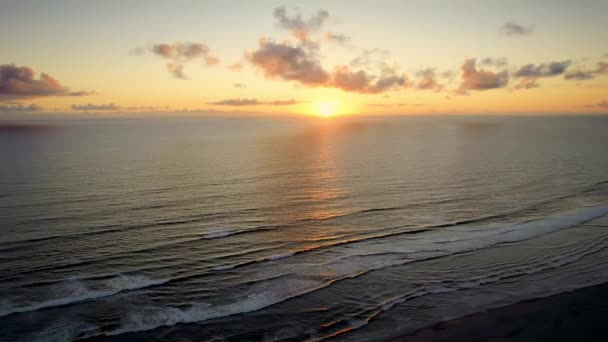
(314, 101), (338, 117)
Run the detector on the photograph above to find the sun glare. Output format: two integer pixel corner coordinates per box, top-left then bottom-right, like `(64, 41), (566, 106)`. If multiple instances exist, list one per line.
(314, 101), (338, 118)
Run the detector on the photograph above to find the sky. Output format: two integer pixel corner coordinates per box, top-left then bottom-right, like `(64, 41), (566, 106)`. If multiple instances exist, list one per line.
(1, 0), (607, 117)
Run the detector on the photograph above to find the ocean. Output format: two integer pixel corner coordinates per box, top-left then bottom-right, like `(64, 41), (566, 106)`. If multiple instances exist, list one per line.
(1, 115), (608, 341)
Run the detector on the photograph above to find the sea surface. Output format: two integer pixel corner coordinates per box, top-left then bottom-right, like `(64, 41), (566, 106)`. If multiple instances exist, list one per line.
(1, 115), (608, 341)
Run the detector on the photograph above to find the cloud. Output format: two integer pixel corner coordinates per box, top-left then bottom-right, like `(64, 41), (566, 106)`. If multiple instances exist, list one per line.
(481, 57), (508, 68)
(208, 98), (301, 106)
(135, 42), (219, 78)
(0, 103), (42, 112)
(233, 83), (246, 88)
(167, 62), (187, 79)
(273, 6), (328, 43)
(415, 68), (444, 92)
(330, 65), (407, 94)
(501, 22), (534, 36)
(514, 60), (571, 78)
(246, 39), (330, 86)
(71, 103), (120, 110)
(564, 70), (595, 80)
(458, 58), (508, 93)
(247, 39), (408, 94)
(583, 100), (608, 108)
(367, 103), (425, 107)
(350, 49), (391, 69)
(325, 32), (350, 45)
(564, 61), (608, 81)
(228, 63), (244, 71)
(1, 64), (92, 100)
(514, 78), (540, 89)
(150, 43), (219, 65)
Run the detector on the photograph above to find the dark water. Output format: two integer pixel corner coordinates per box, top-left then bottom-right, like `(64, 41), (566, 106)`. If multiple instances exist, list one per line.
(1, 115), (608, 341)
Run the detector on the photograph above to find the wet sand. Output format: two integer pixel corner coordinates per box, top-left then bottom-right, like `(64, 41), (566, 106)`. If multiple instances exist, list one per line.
(393, 281), (608, 342)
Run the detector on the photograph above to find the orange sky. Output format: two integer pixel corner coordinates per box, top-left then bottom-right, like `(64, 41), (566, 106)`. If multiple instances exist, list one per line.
(1, 0), (607, 117)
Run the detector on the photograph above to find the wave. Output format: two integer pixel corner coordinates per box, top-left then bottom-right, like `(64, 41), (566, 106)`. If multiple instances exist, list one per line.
(201, 226), (273, 239)
(311, 236), (608, 341)
(0, 275), (167, 318)
(91, 203), (608, 337)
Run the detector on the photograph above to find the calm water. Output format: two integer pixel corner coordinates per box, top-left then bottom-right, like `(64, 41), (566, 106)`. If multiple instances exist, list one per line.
(1, 115), (608, 341)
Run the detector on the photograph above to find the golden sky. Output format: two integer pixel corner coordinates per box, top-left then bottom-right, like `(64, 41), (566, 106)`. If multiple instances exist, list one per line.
(1, 0), (607, 117)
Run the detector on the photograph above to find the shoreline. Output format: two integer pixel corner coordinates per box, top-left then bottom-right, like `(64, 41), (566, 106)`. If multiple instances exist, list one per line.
(392, 281), (608, 341)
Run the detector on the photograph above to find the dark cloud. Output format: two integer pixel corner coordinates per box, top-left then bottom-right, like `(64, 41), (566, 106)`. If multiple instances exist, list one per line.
(481, 57), (508, 68)
(564, 70), (595, 80)
(1, 64), (92, 100)
(247, 39), (408, 94)
(71, 103), (120, 111)
(273, 6), (329, 43)
(583, 100), (608, 108)
(0, 103), (42, 112)
(233, 83), (246, 88)
(415, 68), (444, 92)
(134, 42), (219, 78)
(325, 32), (350, 45)
(458, 58), (508, 93)
(246, 39), (330, 86)
(208, 98), (301, 106)
(515, 60), (571, 78)
(501, 22), (534, 36)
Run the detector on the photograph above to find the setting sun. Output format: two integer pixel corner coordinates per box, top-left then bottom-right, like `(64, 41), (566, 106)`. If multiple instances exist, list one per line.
(314, 101), (338, 117)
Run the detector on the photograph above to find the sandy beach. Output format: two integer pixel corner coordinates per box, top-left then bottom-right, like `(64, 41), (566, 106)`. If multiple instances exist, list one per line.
(394, 280), (608, 342)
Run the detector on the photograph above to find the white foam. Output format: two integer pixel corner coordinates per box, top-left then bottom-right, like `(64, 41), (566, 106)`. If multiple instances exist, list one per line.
(202, 230), (234, 239)
(0, 275), (167, 317)
(266, 252), (294, 261)
(96, 203), (608, 338)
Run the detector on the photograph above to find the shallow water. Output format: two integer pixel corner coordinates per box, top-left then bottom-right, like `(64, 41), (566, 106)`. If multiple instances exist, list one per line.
(1, 115), (608, 341)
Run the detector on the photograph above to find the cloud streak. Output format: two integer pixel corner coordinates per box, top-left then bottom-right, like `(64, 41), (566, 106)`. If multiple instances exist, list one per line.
(501, 22), (534, 36)
(71, 103), (120, 110)
(583, 100), (608, 108)
(0, 103), (42, 112)
(208, 98), (301, 106)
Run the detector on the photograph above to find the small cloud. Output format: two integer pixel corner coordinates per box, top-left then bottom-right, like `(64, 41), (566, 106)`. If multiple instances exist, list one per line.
(246, 38), (330, 86)
(208, 98), (301, 106)
(233, 83), (246, 88)
(501, 21), (534, 36)
(330, 65), (408, 94)
(514, 60), (571, 78)
(350, 48), (390, 69)
(458, 58), (508, 93)
(415, 68), (444, 92)
(564, 70), (595, 80)
(514, 78), (540, 89)
(71, 103), (120, 111)
(228, 63), (244, 71)
(273, 6), (329, 43)
(583, 100), (608, 108)
(325, 32), (350, 45)
(133, 42), (219, 78)
(0, 103), (42, 112)
(1, 64), (94, 100)
(167, 62), (187, 80)
(480, 57), (508, 68)
(367, 103), (424, 107)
